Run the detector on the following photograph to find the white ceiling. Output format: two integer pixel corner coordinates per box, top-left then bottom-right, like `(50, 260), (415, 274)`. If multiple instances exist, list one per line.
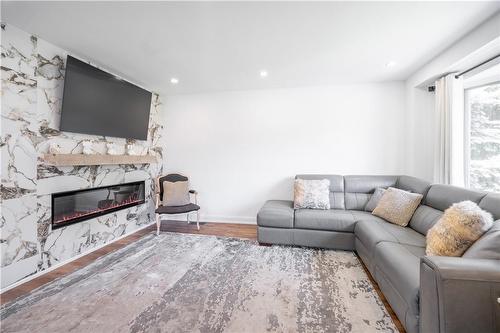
(2, 1), (499, 95)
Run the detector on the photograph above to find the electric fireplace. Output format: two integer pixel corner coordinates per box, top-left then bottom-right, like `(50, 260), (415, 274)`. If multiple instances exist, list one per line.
(51, 181), (145, 229)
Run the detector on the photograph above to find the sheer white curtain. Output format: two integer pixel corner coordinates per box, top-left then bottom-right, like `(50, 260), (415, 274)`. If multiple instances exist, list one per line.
(433, 74), (465, 185)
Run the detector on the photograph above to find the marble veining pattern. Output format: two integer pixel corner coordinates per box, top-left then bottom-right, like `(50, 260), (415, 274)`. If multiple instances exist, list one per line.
(0, 233), (397, 333)
(0, 24), (165, 288)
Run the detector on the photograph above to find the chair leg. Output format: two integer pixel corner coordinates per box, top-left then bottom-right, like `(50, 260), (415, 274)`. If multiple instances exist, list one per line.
(196, 210), (200, 230)
(187, 212), (190, 224)
(156, 214), (161, 235)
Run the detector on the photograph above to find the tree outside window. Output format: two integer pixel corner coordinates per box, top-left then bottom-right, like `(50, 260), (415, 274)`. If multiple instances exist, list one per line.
(466, 82), (500, 192)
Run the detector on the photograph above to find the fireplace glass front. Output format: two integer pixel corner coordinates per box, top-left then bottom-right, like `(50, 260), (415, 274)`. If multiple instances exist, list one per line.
(52, 181), (145, 228)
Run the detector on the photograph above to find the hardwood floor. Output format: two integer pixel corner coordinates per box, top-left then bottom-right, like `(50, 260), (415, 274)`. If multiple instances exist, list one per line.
(0, 225), (154, 306)
(0, 220), (405, 333)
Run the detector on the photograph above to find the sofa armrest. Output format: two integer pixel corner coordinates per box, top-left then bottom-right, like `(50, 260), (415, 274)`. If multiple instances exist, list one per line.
(420, 256), (500, 333)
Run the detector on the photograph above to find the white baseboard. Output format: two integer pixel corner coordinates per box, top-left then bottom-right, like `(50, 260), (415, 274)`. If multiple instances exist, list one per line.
(164, 213), (256, 225)
(0, 222), (155, 294)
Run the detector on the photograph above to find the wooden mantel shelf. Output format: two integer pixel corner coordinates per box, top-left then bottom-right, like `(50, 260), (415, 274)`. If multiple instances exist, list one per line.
(42, 154), (158, 166)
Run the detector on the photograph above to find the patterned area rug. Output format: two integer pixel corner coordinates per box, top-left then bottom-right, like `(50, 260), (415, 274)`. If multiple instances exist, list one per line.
(1, 233), (397, 332)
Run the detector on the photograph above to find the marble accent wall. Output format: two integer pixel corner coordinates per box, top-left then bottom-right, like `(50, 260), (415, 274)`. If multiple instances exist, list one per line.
(0, 24), (165, 288)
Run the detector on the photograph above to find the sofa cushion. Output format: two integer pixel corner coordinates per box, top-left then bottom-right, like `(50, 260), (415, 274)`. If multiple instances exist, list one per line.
(478, 193), (500, 221)
(257, 200), (294, 228)
(344, 175), (398, 210)
(424, 184), (486, 211)
(294, 209), (356, 232)
(372, 187), (423, 227)
(463, 220), (500, 260)
(354, 216), (426, 258)
(296, 174), (345, 209)
(395, 175), (431, 195)
(409, 205), (443, 235)
(373, 242), (424, 331)
(351, 210), (387, 223)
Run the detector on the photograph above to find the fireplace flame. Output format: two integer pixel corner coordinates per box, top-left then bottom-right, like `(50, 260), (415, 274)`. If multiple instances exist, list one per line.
(54, 194), (142, 225)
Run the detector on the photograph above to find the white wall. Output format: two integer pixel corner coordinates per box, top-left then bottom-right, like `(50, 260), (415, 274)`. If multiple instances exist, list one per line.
(404, 11), (500, 181)
(164, 82), (405, 223)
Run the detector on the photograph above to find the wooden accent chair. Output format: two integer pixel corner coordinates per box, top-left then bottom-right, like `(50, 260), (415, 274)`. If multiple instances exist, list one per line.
(155, 174), (200, 235)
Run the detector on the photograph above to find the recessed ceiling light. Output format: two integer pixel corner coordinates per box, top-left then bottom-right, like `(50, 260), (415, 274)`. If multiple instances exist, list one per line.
(260, 70), (268, 78)
(170, 77), (179, 84)
(385, 61), (397, 68)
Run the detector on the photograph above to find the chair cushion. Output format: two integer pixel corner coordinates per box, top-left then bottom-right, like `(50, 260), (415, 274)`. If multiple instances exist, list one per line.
(354, 216), (426, 257)
(257, 200), (294, 228)
(373, 242), (424, 328)
(295, 209), (356, 232)
(156, 203), (200, 214)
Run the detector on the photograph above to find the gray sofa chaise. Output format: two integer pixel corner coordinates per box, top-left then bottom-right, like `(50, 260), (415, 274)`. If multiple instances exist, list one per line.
(257, 174), (500, 333)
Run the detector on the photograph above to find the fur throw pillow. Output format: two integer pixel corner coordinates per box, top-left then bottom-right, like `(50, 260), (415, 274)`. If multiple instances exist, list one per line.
(294, 179), (330, 210)
(426, 201), (493, 257)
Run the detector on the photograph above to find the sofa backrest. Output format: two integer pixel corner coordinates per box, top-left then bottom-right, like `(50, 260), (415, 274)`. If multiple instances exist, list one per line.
(409, 184), (487, 235)
(295, 174), (345, 209)
(395, 175), (431, 196)
(409, 205), (443, 235)
(424, 184), (486, 211)
(343, 175), (398, 210)
(478, 193), (500, 221)
(463, 219), (500, 260)
(293, 175), (499, 236)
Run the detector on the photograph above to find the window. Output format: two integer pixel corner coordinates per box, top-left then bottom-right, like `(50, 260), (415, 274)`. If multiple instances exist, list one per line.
(464, 78), (500, 192)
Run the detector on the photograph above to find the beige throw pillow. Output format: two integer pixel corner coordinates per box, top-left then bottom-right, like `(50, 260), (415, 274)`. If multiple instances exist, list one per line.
(294, 179), (330, 210)
(163, 180), (190, 206)
(426, 201), (493, 257)
(372, 187), (423, 226)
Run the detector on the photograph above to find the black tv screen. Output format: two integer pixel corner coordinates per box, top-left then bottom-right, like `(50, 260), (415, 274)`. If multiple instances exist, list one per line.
(60, 55), (152, 140)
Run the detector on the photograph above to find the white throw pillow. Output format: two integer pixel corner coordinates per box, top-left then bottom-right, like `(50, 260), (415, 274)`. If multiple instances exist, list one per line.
(294, 179), (330, 210)
(163, 181), (190, 206)
(426, 201), (493, 257)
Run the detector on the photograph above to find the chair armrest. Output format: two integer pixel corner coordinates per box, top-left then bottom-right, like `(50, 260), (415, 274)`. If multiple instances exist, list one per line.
(189, 190), (198, 205)
(420, 256), (500, 333)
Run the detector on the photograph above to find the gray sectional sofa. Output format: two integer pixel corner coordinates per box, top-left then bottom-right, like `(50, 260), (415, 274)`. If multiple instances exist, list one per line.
(257, 175), (500, 333)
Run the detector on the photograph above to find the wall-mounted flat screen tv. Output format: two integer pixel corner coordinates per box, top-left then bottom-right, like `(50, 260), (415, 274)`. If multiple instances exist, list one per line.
(60, 55), (152, 140)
